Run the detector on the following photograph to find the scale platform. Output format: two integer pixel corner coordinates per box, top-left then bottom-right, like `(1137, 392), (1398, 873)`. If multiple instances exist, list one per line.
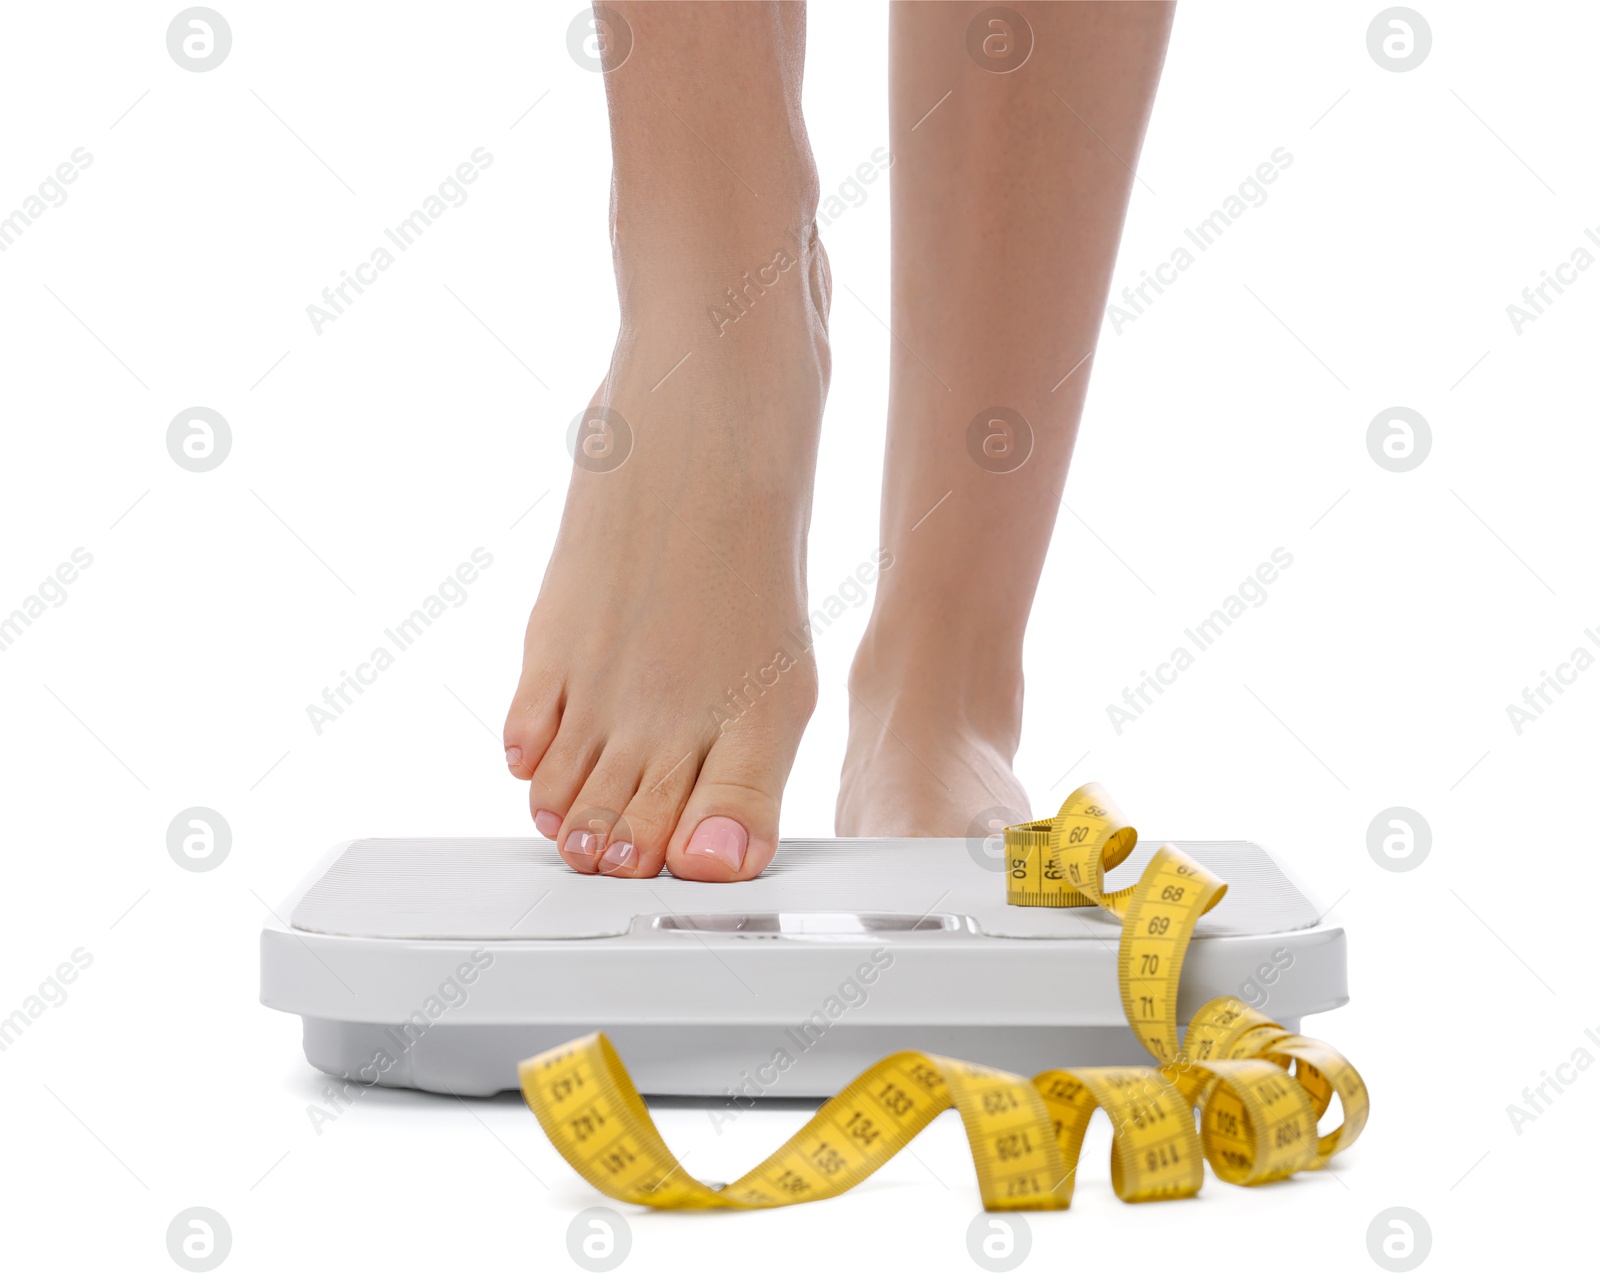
(260, 837), (1346, 1098)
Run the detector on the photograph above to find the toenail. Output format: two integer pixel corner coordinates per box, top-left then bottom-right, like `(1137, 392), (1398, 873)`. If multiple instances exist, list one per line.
(564, 829), (600, 858)
(505, 746), (523, 771)
(686, 817), (747, 871)
(599, 842), (637, 875)
(534, 809), (561, 839)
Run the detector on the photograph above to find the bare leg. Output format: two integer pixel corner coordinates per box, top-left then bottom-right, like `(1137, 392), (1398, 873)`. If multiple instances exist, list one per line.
(505, 2), (830, 879)
(837, 1), (1174, 835)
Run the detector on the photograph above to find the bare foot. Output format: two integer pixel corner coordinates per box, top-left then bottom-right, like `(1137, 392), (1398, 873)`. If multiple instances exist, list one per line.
(835, 624), (1030, 837)
(504, 220), (830, 881)
(834, 3), (1174, 837)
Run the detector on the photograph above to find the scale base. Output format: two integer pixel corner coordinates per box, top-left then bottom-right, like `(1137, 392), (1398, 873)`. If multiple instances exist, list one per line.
(301, 1015), (1305, 1099)
(263, 835), (1345, 1099)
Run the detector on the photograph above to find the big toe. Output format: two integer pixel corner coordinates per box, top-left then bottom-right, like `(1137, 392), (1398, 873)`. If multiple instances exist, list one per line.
(673, 816), (755, 882)
(666, 737), (786, 882)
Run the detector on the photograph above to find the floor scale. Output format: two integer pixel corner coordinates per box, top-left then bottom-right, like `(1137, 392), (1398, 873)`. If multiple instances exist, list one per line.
(259, 836), (1345, 1098)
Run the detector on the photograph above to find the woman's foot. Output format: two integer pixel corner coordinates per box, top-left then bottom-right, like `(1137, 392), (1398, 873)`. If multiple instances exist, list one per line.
(503, 1), (829, 881)
(505, 228), (829, 880)
(834, 2), (1175, 838)
(835, 621), (1030, 837)
(502, 217), (832, 883)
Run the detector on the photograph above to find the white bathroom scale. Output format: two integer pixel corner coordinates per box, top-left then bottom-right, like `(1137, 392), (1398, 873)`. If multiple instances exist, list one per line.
(260, 837), (1346, 1098)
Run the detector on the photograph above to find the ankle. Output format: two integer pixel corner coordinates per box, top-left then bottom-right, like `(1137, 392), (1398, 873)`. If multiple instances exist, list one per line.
(848, 614), (1025, 756)
(615, 215), (828, 336)
(610, 147), (820, 269)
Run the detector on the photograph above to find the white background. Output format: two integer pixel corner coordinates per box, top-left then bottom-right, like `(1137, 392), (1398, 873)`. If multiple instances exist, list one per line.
(1, 0), (1594, 1274)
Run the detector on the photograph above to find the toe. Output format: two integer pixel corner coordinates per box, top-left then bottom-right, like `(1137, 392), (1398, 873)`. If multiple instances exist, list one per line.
(504, 670), (562, 782)
(666, 731), (789, 883)
(676, 815), (754, 882)
(602, 745), (703, 879)
(528, 724), (601, 865)
(558, 747), (644, 875)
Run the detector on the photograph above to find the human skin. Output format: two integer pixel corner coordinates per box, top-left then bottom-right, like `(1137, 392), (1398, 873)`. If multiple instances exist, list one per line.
(838, 1), (1175, 836)
(504, 2), (1174, 874)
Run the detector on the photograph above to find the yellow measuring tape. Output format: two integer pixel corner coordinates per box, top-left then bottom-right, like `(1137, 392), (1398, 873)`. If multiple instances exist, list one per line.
(518, 782), (1368, 1210)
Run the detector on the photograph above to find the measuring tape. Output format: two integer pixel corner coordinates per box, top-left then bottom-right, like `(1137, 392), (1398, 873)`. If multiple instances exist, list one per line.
(518, 782), (1368, 1210)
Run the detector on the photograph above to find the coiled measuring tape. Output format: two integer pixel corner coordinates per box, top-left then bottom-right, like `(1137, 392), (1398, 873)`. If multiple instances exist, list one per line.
(518, 782), (1367, 1210)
